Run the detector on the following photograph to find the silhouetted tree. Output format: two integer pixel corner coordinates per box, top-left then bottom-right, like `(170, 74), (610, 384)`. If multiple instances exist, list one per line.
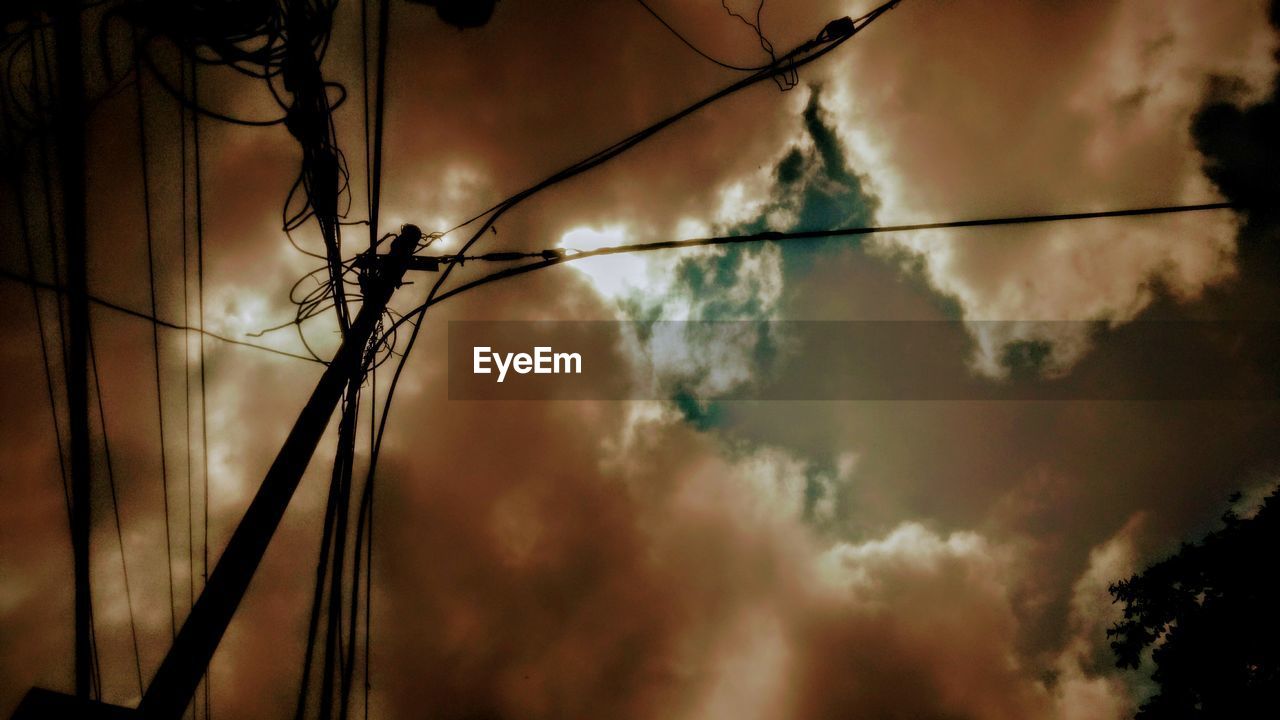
(1109, 488), (1280, 718)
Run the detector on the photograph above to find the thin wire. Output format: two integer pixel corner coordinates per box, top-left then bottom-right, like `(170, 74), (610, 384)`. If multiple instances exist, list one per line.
(89, 607), (102, 700)
(193, 55), (214, 720)
(718, 0), (793, 89)
(361, 377), (373, 720)
(328, 25), (892, 687)
(30, 22), (75, 525)
(0, 268), (323, 363)
(631, 0), (769, 72)
(88, 324), (145, 697)
(133, 39), (180, 643)
(178, 53), (199, 720)
(178, 33), (194, 633)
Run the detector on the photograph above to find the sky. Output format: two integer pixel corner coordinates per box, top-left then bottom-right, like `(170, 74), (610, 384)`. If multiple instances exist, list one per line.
(2, 0), (1280, 718)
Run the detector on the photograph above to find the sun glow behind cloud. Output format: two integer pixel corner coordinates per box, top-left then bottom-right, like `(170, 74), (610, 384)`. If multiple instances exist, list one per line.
(558, 222), (724, 318)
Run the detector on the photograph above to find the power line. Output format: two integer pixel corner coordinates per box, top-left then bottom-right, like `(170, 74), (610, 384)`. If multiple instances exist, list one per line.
(438, 201), (1242, 265)
(134, 40), (180, 644)
(367, 0), (390, 254)
(0, 268), (322, 363)
(378, 201), (1242, 330)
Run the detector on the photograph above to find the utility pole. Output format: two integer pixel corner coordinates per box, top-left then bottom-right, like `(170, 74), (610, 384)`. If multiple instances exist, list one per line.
(12, 226), (423, 720)
(137, 226), (421, 720)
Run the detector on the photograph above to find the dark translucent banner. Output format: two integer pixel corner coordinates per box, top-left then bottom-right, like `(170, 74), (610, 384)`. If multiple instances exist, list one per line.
(447, 321), (1280, 401)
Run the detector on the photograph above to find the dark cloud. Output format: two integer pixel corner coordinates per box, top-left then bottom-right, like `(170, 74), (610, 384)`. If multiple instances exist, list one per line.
(4, 2), (1280, 719)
